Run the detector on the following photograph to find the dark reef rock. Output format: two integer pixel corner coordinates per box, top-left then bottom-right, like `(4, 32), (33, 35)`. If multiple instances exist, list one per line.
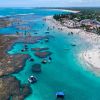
(0, 76), (20, 100)
(0, 18), (11, 28)
(32, 64), (41, 73)
(12, 95), (24, 100)
(35, 51), (52, 58)
(0, 35), (54, 100)
(18, 35), (54, 44)
(0, 76), (31, 100)
(0, 35), (32, 100)
(12, 84), (32, 100)
(0, 35), (29, 77)
(21, 84), (32, 98)
(32, 47), (49, 52)
(0, 54), (29, 77)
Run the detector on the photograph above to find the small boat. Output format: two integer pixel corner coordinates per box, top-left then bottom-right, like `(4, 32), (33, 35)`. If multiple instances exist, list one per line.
(41, 59), (47, 64)
(28, 76), (37, 84)
(56, 92), (64, 99)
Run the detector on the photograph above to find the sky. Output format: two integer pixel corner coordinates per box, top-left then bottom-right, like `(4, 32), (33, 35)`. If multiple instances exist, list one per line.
(0, 0), (100, 7)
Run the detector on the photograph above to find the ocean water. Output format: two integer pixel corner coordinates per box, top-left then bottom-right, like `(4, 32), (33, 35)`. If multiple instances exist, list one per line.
(1, 8), (100, 100)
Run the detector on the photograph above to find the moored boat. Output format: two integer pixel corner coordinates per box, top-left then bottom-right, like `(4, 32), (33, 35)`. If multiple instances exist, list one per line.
(56, 92), (64, 99)
(28, 76), (37, 84)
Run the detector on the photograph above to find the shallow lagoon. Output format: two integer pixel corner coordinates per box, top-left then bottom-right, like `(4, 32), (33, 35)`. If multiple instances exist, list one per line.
(1, 8), (100, 100)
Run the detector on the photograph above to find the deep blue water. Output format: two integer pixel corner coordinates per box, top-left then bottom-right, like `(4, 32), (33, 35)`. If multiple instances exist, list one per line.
(1, 8), (100, 100)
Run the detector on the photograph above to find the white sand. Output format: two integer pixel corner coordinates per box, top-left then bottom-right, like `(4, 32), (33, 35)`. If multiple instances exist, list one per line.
(45, 16), (100, 75)
(79, 48), (100, 75)
(45, 16), (100, 44)
(80, 49), (100, 69)
(48, 9), (80, 13)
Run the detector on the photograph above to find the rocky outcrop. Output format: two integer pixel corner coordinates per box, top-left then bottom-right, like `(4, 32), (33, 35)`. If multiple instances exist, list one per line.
(0, 54), (29, 77)
(0, 76), (31, 100)
(35, 51), (52, 58)
(0, 35), (29, 77)
(32, 47), (49, 52)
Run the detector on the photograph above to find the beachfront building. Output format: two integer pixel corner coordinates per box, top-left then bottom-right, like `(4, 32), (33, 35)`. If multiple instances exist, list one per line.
(80, 19), (100, 28)
(62, 19), (80, 28)
(80, 19), (100, 33)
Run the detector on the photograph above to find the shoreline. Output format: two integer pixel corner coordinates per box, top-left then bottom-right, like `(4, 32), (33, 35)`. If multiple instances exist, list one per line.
(47, 8), (80, 13)
(45, 15), (100, 75)
(79, 48), (100, 76)
(45, 16), (100, 44)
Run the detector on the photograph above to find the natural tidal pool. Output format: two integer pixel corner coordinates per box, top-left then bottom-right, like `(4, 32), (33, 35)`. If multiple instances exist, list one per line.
(1, 8), (100, 100)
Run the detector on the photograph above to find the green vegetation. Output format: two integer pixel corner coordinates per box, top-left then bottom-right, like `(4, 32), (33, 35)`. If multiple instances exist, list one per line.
(53, 8), (100, 35)
(96, 27), (100, 35)
(53, 9), (100, 21)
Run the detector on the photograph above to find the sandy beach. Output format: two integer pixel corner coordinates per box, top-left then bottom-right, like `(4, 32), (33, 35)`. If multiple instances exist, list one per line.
(78, 47), (100, 76)
(48, 8), (80, 13)
(45, 16), (100, 44)
(45, 15), (100, 75)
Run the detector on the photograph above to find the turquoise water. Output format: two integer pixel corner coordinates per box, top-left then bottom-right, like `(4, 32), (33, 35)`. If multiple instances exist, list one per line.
(1, 8), (100, 100)
(0, 8), (70, 34)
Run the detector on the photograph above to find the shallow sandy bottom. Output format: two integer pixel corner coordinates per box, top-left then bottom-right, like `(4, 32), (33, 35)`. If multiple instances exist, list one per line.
(45, 16), (100, 75)
(82, 49), (100, 67)
(79, 47), (100, 76)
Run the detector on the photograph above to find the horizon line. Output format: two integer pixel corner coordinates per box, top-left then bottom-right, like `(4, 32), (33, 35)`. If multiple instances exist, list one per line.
(0, 6), (100, 8)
